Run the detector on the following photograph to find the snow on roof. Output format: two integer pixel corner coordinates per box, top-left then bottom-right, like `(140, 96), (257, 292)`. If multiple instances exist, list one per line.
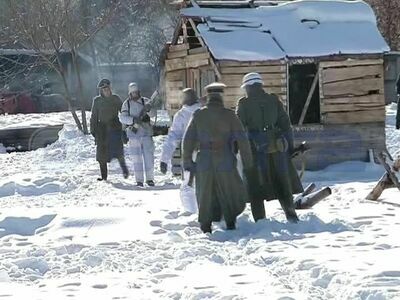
(181, 0), (390, 61)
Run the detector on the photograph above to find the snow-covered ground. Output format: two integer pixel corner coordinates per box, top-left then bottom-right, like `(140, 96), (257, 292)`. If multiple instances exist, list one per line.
(0, 106), (399, 299)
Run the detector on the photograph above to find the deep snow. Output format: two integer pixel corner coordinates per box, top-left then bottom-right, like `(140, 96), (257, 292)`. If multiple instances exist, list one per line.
(181, 0), (389, 60)
(0, 105), (399, 299)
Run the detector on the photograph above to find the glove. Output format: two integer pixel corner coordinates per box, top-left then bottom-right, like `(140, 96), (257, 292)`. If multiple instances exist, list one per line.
(141, 114), (151, 123)
(183, 160), (195, 172)
(160, 162), (168, 174)
(144, 103), (152, 112)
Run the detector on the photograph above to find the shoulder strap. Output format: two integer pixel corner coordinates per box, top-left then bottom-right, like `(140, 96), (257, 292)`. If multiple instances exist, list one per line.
(127, 99), (130, 116)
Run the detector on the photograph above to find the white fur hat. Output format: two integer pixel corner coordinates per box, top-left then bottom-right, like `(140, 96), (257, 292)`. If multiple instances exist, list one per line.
(241, 72), (264, 89)
(128, 82), (139, 93)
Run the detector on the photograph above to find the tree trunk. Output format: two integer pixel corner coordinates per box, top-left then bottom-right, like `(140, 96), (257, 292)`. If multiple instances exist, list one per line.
(58, 65), (83, 132)
(71, 49), (89, 134)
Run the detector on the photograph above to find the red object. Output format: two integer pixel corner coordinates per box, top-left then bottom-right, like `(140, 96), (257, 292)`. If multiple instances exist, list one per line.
(0, 92), (37, 114)
(16, 94), (37, 113)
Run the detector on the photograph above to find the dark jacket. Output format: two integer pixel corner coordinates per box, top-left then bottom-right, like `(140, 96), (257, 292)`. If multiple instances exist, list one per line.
(90, 94), (124, 162)
(183, 94), (253, 225)
(236, 89), (303, 202)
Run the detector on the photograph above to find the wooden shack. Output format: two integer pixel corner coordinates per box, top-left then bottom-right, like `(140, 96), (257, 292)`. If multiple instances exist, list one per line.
(162, 0), (390, 170)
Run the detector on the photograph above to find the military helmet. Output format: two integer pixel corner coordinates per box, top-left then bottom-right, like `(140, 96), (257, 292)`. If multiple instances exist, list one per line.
(97, 78), (111, 89)
(241, 72), (264, 89)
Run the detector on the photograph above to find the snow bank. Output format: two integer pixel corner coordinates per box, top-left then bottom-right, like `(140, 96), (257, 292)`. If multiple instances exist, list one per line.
(182, 0), (389, 60)
(0, 105), (400, 298)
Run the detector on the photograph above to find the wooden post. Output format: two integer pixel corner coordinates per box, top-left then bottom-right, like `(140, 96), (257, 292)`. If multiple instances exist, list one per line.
(298, 69), (320, 125)
(366, 152), (400, 200)
(188, 18), (222, 80)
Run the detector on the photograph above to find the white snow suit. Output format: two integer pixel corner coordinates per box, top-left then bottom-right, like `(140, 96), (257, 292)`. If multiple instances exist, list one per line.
(161, 102), (201, 213)
(160, 102), (201, 166)
(119, 97), (154, 183)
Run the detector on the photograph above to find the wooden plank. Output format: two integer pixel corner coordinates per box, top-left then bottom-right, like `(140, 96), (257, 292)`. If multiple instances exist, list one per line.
(185, 52), (210, 62)
(185, 58), (209, 69)
(323, 78), (384, 97)
(220, 73), (286, 82)
(188, 47), (208, 55)
(167, 50), (187, 59)
(222, 77), (286, 87)
(323, 109), (385, 124)
(224, 86), (287, 97)
(322, 94), (384, 104)
(299, 69), (320, 125)
(221, 65), (287, 74)
(321, 103), (386, 113)
(165, 81), (184, 89)
(322, 65), (383, 83)
(320, 59), (383, 69)
(218, 60), (286, 67)
(166, 70), (185, 81)
(169, 44), (189, 52)
(165, 58), (185, 71)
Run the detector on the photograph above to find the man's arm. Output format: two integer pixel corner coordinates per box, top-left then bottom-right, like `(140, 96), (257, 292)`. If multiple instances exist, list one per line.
(276, 97), (294, 153)
(90, 98), (98, 136)
(235, 98), (247, 128)
(118, 100), (134, 125)
(161, 113), (184, 164)
(182, 115), (198, 171)
(231, 113), (253, 170)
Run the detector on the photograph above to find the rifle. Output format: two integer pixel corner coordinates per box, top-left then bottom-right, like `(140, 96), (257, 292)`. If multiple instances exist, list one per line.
(128, 90), (159, 133)
(291, 141), (310, 158)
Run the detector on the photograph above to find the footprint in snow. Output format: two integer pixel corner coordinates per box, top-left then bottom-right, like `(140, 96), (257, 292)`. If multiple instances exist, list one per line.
(92, 284), (108, 289)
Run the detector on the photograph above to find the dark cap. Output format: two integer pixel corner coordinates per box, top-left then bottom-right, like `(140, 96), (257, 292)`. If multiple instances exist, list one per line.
(204, 82), (226, 94)
(97, 79), (111, 89)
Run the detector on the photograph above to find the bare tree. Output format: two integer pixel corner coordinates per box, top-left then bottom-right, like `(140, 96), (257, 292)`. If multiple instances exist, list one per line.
(3, 0), (119, 133)
(94, 0), (178, 74)
(367, 0), (400, 51)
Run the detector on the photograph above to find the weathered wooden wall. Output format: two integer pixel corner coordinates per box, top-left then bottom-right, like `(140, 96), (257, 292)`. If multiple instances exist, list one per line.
(164, 44), (216, 115)
(292, 122), (386, 170)
(218, 60), (287, 110)
(319, 59), (385, 124)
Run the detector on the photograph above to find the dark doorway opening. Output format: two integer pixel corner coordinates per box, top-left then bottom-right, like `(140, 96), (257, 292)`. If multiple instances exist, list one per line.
(289, 64), (321, 124)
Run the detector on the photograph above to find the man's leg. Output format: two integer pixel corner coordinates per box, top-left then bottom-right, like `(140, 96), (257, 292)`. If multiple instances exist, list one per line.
(129, 138), (144, 184)
(98, 161), (108, 181)
(118, 156), (129, 179)
(274, 153), (299, 223)
(142, 136), (155, 182)
(250, 198), (266, 222)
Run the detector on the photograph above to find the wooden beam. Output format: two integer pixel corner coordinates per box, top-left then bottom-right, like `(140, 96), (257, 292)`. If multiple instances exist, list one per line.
(322, 65), (383, 84)
(321, 103), (385, 113)
(169, 44), (189, 52)
(187, 18), (222, 80)
(167, 50), (187, 59)
(221, 65), (286, 74)
(218, 60), (286, 67)
(323, 78), (384, 97)
(322, 94), (384, 104)
(299, 69), (320, 126)
(323, 109), (385, 124)
(320, 59), (383, 68)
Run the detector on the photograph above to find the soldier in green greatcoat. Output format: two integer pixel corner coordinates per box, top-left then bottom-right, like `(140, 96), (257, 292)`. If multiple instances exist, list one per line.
(236, 73), (303, 223)
(182, 82), (253, 233)
(90, 79), (129, 181)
